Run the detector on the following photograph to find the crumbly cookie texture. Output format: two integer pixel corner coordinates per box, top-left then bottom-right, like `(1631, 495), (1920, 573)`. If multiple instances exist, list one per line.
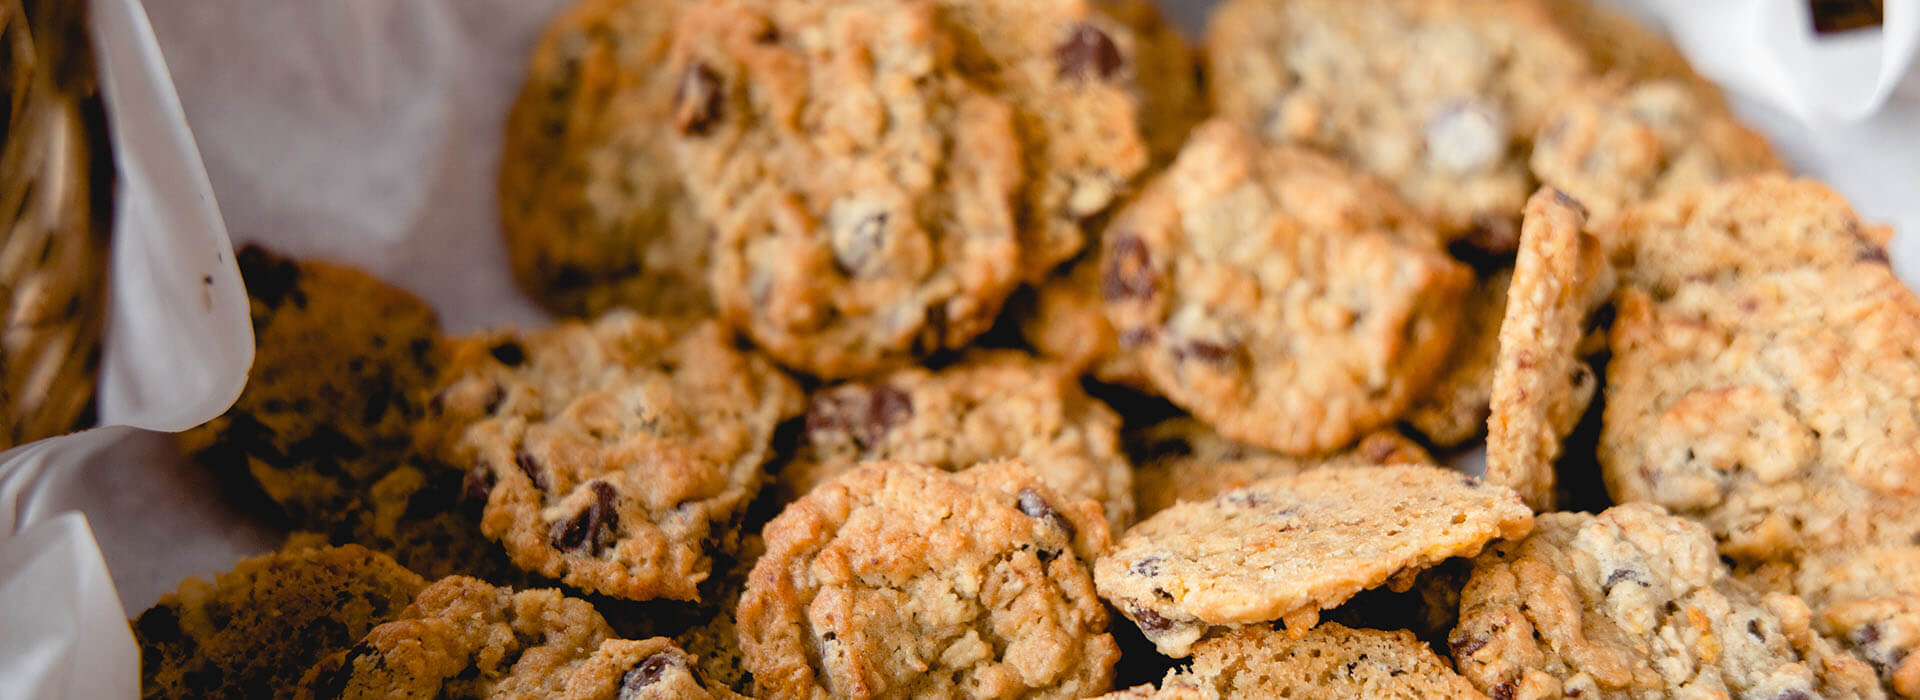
(1095, 463), (1533, 657)
(561, 637), (749, 700)
(1486, 189), (1614, 510)
(739, 460), (1118, 699)
(1094, 0), (1206, 167)
(424, 311), (802, 601)
(1128, 417), (1431, 518)
(1097, 120), (1470, 455)
(1531, 78), (1782, 221)
(1206, 0), (1590, 249)
(1100, 623), (1487, 699)
(180, 245), (442, 534)
(1404, 267), (1512, 448)
(134, 545), (427, 700)
(296, 576), (612, 699)
(781, 350), (1134, 528)
(1538, 0), (1724, 105)
(499, 0), (712, 319)
(1450, 504), (1885, 700)
(673, 536), (764, 696)
(1021, 257), (1152, 389)
(669, 0), (1026, 378)
(1600, 177), (1920, 695)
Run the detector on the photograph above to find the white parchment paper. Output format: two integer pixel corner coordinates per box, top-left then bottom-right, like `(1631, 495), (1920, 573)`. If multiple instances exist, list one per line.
(2, 1), (1918, 698)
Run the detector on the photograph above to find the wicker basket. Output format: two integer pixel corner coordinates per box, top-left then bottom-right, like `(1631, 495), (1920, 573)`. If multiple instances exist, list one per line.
(0, 0), (112, 449)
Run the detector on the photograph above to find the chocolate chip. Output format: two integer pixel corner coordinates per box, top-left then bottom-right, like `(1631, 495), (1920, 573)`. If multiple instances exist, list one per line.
(1056, 23), (1123, 81)
(619, 652), (682, 697)
(488, 340), (527, 366)
(674, 62), (723, 135)
(1017, 488), (1077, 538)
(1549, 188), (1590, 220)
(1101, 233), (1157, 301)
(551, 481), (620, 555)
(1131, 607), (1175, 632)
(515, 451), (547, 490)
(461, 465), (495, 513)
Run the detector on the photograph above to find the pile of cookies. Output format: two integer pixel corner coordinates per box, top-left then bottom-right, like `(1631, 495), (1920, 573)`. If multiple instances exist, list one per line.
(129, 0), (1920, 698)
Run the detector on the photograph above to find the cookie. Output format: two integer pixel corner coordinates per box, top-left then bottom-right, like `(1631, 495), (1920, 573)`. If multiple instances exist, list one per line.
(1094, 0), (1207, 167)
(499, 0), (712, 319)
(424, 311), (803, 601)
(1128, 417), (1430, 518)
(1, 0), (110, 449)
(561, 638), (748, 700)
(134, 545), (427, 700)
(1450, 504), (1884, 700)
(1538, 0), (1724, 105)
(179, 244), (443, 533)
(1531, 78), (1782, 221)
(1486, 189), (1613, 510)
(781, 350), (1135, 528)
(1772, 549), (1920, 696)
(1095, 463), (1533, 657)
(1599, 176), (1913, 561)
(1206, 0), (1591, 248)
(668, 0), (1027, 378)
(739, 459), (1118, 699)
(297, 575), (613, 699)
(1096, 120), (1471, 455)
(1403, 267), (1512, 448)
(1101, 623), (1486, 699)
(1021, 258), (1152, 389)
(673, 536), (764, 696)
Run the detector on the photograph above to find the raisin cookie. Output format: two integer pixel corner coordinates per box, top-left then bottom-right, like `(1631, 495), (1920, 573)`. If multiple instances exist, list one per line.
(1486, 189), (1613, 510)
(781, 350), (1134, 528)
(1531, 77), (1782, 221)
(1403, 267), (1513, 448)
(1102, 623), (1486, 699)
(297, 575), (619, 699)
(1097, 120), (1471, 455)
(135, 545), (427, 700)
(425, 311), (802, 601)
(1095, 464), (1533, 656)
(668, 0), (1026, 378)
(499, 0), (712, 319)
(1021, 258), (1152, 389)
(739, 459), (1118, 699)
(179, 245), (442, 533)
(1094, 0), (1207, 167)
(1128, 417), (1430, 518)
(1539, 0), (1724, 105)
(562, 638), (748, 700)
(1206, 0), (1591, 248)
(1450, 504), (1884, 700)
(1769, 548), (1920, 696)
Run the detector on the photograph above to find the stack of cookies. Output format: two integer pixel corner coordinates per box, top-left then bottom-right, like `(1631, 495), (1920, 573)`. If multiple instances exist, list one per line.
(136, 0), (1920, 698)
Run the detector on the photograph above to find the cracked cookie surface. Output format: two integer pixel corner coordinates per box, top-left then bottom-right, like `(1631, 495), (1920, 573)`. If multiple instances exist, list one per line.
(1095, 463), (1532, 657)
(740, 459), (1117, 699)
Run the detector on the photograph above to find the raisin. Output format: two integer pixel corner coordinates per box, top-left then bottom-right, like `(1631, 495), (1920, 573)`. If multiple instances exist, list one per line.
(551, 481), (620, 555)
(1017, 488), (1076, 537)
(619, 652), (683, 697)
(515, 451), (547, 490)
(1102, 233), (1157, 301)
(1056, 23), (1123, 81)
(675, 63), (723, 135)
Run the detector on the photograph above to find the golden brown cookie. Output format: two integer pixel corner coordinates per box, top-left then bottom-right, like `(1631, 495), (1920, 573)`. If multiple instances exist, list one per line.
(1128, 417), (1431, 518)
(1100, 623), (1486, 699)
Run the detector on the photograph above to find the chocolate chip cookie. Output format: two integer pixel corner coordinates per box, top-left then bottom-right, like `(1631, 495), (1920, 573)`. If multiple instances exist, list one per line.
(1095, 463), (1533, 657)
(135, 545), (427, 700)
(668, 0), (1027, 378)
(1486, 189), (1613, 510)
(1450, 504), (1884, 700)
(1097, 121), (1471, 455)
(1532, 78), (1782, 221)
(499, 0), (712, 319)
(1128, 417), (1430, 518)
(297, 575), (618, 699)
(179, 244), (443, 534)
(424, 311), (802, 601)
(1101, 623), (1486, 699)
(1206, 0), (1591, 248)
(739, 459), (1118, 699)
(781, 350), (1134, 528)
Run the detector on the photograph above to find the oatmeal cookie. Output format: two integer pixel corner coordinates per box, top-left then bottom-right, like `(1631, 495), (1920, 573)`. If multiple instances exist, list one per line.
(134, 545), (426, 700)
(1486, 189), (1613, 510)
(739, 459), (1117, 699)
(561, 637), (748, 700)
(1531, 77), (1782, 221)
(781, 350), (1134, 528)
(668, 0), (1026, 378)
(424, 311), (802, 601)
(1206, 0), (1591, 248)
(1404, 267), (1512, 448)
(1450, 504), (1883, 700)
(1095, 463), (1533, 657)
(1128, 417), (1430, 518)
(1539, 0), (1724, 104)
(499, 0), (711, 318)
(1097, 120), (1470, 454)
(1100, 623), (1485, 699)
